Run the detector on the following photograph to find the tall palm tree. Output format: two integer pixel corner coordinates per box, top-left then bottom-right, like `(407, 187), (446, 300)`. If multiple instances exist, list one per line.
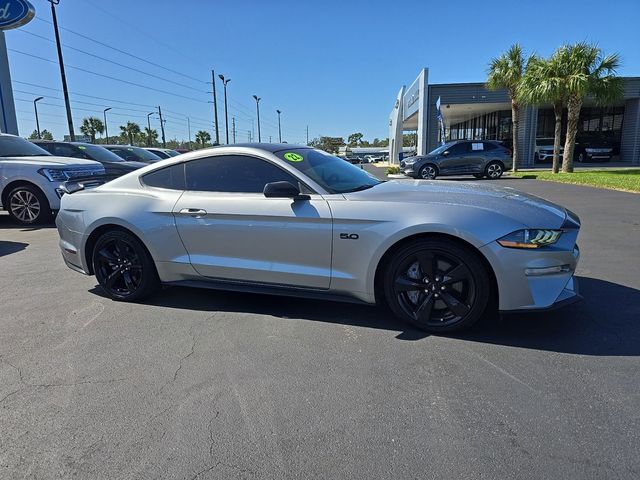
(195, 130), (211, 147)
(487, 44), (527, 172)
(559, 43), (623, 172)
(519, 52), (567, 173)
(119, 121), (141, 145)
(144, 127), (158, 146)
(80, 116), (104, 144)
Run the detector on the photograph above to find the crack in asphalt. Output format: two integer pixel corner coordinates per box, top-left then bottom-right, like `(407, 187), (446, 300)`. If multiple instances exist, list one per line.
(0, 358), (127, 405)
(159, 324), (199, 394)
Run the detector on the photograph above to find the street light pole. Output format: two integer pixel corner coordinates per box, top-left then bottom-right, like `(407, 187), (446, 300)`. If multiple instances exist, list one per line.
(157, 106), (166, 147)
(218, 74), (230, 144)
(211, 70), (220, 145)
(103, 107), (111, 143)
(276, 109), (282, 143)
(33, 97), (43, 138)
(252, 95), (261, 142)
(232, 117), (236, 143)
(48, 0), (75, 141)
(147, 112), (154, 146)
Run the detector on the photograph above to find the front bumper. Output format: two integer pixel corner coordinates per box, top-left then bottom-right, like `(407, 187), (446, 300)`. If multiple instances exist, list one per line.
(480, 239), (581, 312)
(537, 152), (562, 162)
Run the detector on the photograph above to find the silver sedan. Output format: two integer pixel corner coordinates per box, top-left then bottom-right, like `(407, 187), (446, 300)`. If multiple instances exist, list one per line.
(56, 144), (581, 332)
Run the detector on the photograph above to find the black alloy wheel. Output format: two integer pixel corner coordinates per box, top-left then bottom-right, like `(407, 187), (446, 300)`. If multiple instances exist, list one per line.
(93, 230), (159, 301)
(7, 184), (51, 225)
(384, 239), (490, 332)
(419, 164), (437, 180)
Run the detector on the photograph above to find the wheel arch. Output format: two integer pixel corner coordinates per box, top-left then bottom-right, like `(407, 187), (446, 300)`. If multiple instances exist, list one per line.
(1, 180), (46, 207)
(373, 232), (498, 309)
(84, 223), (152, 275)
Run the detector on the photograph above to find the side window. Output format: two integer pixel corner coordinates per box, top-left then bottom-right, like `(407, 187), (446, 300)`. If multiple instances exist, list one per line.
(482, 142), (497, 151)
(184, 155), (299, 193)
(142, 163), (185, 190)
(448, 143), (469, 155)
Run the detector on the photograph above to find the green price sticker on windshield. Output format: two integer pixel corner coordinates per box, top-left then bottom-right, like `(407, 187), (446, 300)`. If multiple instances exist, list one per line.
(284, 152), (304, 162)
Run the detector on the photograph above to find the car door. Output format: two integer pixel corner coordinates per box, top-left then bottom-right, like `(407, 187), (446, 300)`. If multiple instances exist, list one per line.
(173, 154), (333, 289)
(439, 142), (470, 174)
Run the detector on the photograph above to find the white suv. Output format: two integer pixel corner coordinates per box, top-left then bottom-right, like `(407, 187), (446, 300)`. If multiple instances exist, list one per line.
(0, 134), (105, 225)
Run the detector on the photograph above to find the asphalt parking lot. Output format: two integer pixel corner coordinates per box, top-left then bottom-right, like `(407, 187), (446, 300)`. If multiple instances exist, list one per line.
(1, 179), (639, 479)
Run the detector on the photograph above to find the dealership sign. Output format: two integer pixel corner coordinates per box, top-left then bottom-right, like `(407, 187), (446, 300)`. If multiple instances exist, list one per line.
(0, 0), (35, 30)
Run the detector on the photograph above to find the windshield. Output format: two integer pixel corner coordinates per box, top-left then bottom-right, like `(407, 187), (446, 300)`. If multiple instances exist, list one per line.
(0, 136), (51, 157)
(428, 142), (455, 155)
(274, 148), (382, 194)
(75, 143), (125, 162)
(108, 146), (162, 162)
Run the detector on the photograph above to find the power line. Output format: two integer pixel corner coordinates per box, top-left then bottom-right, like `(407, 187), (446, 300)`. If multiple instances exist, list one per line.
(9, 49), (208, 103)
(16, 29), (206, 94)
(34, 16), (204, 85)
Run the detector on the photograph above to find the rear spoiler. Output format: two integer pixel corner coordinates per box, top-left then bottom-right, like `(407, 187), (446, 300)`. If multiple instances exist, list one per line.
(61, 174), (117, 194)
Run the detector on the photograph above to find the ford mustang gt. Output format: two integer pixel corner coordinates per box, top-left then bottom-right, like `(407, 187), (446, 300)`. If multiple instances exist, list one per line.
(56, 144), (581, 332)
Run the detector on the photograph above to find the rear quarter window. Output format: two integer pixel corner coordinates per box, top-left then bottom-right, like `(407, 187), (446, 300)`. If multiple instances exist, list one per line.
(141, 163), (185, 190)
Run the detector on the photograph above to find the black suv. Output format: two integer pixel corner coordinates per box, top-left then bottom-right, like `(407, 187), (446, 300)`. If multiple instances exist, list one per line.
(31, 141), (146, 177)
(401, 140), (512, 180)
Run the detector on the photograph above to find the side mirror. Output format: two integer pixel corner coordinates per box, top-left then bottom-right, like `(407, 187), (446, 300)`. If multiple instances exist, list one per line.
(442, 150), (450, 156)
(263, 181), (310, 201)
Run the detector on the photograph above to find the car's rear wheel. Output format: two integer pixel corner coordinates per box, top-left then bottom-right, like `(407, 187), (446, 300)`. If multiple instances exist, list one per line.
(92, 230), (160, 301)
(383, 238), (490, 332)
(485, 161), (504, 179)
(577, 152), (585, 163)
(419, 164), (437, 180)
(7, 184), (51, 225)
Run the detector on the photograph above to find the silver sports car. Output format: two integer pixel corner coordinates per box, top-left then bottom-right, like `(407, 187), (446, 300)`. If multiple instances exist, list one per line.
(56, 144), (581, 332)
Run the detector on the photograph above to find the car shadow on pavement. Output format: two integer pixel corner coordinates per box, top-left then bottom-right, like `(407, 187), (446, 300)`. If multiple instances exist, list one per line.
(0, 215), (56, 231)
(91, 276), (639, 355)
(0, 240), (28, 257)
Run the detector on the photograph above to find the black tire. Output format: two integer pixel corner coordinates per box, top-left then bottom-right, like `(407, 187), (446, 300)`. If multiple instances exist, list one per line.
(534, 153), (540, 163)
(382, 238), (491, 332)
(484, 161), (504, 179)
(6, 184), (52, 225)
(577, 152), (585, 163)
(418, 164), (438, 180)
(92, 230), (160, 301)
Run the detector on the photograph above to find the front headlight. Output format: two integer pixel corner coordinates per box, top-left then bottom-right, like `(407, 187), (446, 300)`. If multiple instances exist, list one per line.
(497, 229), (563, 249)
(404, 158), (416, 165)
(38, 168), (67, 182)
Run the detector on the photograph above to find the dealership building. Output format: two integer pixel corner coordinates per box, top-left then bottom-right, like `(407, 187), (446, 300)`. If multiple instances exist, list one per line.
(389, 68), (640, 165)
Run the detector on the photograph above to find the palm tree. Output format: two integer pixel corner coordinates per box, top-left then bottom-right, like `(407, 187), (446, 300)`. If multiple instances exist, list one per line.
(144, 127), (158, 146)
(559, 43), (623, 172)
(195, 130), (211, 147)
(519, 52), (567, 173)
(80, 116), (104, 144)
(487, 43), (527, 172)
(119, 121), (141, 145)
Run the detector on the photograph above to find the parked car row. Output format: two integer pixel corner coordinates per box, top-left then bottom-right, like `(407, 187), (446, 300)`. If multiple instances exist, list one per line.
(0, 134), (183, 225)
(534, 137), (615, 163)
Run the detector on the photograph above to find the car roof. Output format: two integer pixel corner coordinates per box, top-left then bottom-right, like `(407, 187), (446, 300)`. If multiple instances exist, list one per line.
(226, 143), (311, 153)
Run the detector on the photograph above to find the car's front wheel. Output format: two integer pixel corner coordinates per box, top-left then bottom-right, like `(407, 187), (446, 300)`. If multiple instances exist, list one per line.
(419, 164), (437, 180)
(7, 184), (51, 225)
(92, 230), (160, 301)
(485, 161), (504, 179)
(383, 238), (491, 332)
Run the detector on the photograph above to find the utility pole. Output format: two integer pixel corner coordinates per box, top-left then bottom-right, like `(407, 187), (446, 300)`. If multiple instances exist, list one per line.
(103, 107), (111, 143)
(157, 106), (166, 147)
(33, 97), (43, 138)
(48, 0), (75, 141)
(210, 70), (220, 145)
(269, 136), (272, 143)
(252, 95), (261, 142)
(248, 130), (251, 142)
(187, 117), (192, 150)
(232, 117), (236, 143)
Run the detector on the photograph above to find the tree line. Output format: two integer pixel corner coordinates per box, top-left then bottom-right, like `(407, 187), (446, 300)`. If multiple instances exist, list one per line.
(487, 42), (622, 173)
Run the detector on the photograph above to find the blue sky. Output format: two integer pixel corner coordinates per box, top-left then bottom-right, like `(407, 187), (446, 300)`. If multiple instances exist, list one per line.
(7, 0), (640, 143)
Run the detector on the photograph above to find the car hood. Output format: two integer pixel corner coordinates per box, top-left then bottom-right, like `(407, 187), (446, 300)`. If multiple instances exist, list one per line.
(0, 155), (102, 167)
(343, 180), (569, 228)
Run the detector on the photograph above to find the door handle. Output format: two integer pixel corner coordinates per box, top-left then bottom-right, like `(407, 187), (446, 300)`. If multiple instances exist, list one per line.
(179, 208), (207, 218)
